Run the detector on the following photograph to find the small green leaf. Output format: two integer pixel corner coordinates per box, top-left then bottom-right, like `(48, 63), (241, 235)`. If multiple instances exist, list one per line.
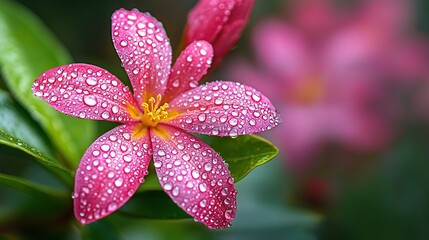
(0, 89), (52, 156)
(0, 0), (95, 166)
(201, 135), (279, 181)
(0, 130), (73, 186)
(118, 190), (191, 219)
(0, 172), (67, 199)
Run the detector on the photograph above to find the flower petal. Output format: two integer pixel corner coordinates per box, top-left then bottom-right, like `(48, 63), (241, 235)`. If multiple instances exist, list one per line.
(32, 64), (138, 122)
(185, 0), (254, 68)
(163, 40), (213, 102)
(150, 124), (237, 229)
(112, 9), (172, 104)
(167, 81), (280, 137)
(73, 123), (152, 224)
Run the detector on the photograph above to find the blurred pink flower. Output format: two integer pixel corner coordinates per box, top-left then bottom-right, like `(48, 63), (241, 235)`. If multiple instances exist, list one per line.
(32, 9), (280, 228)
(227, 1), (402, 169)
(184, 0), (254, 69)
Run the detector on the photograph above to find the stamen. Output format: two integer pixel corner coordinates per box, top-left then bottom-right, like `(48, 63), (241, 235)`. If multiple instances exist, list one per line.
(140, 94), (169, 127)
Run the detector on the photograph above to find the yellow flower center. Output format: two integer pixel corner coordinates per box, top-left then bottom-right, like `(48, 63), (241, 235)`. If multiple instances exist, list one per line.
(140, 94), (169, 127)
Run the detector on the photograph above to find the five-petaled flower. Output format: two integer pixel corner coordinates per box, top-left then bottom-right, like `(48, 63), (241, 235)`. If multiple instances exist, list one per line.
(32, 9), (280, 229)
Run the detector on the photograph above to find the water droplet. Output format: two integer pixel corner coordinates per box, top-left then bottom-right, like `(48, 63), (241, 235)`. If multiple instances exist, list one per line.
(204, 163), (212, 171)
(86, 77), (97, 86)
(221, 187), (228, 196)
(120, 40), (128, 47)
(224, 209), (233, 219)
(133, 68), (140, 75)
(229, 118), (238, 126)
(252, 94), (261, 102)
(249, 119), (256, 126)
(198, 113), (206, 122)
(108, 202), (117, 211)
(193, 143), (201, 149)
(154, 161), (162, 168)
(211, 128), (219, 135)
(83, 95), (97, 106)
(164, 182), (173, 191)
(101, 144), (110, 152)
(192, 170), (200, 179)
(200, 48), (207, 56)
(107, 171), (115, 178)
(123, 154), (132, 162)
(114, 178), (123, 187)
(101, 111), (110, 119)
(186, 55), (193, 62)
(157, 149), (166, 156)
(182, 154), (191, 161)
(199, 183), (207, 192)
(199, 199), (207, 207)
(112, 106), (119, 114)
(172, 186), (180, 196)
(214, 98), (223, 105)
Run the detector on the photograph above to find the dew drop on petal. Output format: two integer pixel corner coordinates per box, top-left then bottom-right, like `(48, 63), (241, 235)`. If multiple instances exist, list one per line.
(120, 40), (128, 47)
(229, 118), (238, 126)
(164, 182), (173, 191)
(101, 144), (110, 152)
(172, 186), (180, 196)
(191, 170), (200, 179)
(123, 154), (132, 162)
(83, 95), (97, 106)
(224, 209), (233, 220)
(114, 178), (123, 187)
(108, 202), (117, 211)
(157, 149), (166, 156)
(182, 154), (191, 161)
(199, 183), (207, 192)
(204, 162), (212, 171)
(86, 78), (97, 86)
(199, 199), (207, 207)
(252, 94), (261, 102)
(101, 111), (110, 119)
(198, 113), (206, 122)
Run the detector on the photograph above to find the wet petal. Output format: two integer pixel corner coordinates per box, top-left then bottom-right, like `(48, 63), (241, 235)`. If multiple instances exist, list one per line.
(73, 123), (152, 224)
(185, 0), (254, 68)
(150, 124), (237, 229)
(32, 64), (138, 122)
(163, 40), (213, 102)
(112, 9), (172, 105)
(167, 81), (280, 137)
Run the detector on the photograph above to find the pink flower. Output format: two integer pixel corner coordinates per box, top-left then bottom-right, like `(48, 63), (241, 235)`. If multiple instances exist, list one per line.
(32, 9), (279, 229)
(227, 8), (395, 170)
(184, 0), (254, 68)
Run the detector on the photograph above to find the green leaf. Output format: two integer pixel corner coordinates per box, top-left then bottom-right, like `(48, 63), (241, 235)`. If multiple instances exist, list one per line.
(118, 190), (191, 219)
(201, 135), (279, 182)
(0, 89), (52, 156)
(81, 220), (120, 240)
(0, 130), (73, 186)
(0, 0), (95, 166)
(0, 172), (66, 199)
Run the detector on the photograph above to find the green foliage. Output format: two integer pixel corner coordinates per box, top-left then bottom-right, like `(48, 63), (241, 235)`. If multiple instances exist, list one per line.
(201, 134), (279, 181)
(0, 0), (95, 167)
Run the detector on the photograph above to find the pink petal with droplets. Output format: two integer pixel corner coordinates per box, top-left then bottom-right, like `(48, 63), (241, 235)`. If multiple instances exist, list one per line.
(186, 0), (236, 44)
(150, 124), (237, 229)
(112, 9), (172, 104)
(167, 81), (280, 137)
(32, 64), (138, 122)
(73, 123), (152, 224)
(163, 40), (213, 102)
(185, 0), (254, 68)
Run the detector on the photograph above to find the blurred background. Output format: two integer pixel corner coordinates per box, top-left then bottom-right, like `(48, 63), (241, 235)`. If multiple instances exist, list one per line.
(3, 0), (429, 239)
